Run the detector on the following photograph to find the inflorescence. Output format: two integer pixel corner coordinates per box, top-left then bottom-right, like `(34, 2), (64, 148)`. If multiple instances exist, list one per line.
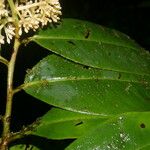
(0, 0), (62, 44)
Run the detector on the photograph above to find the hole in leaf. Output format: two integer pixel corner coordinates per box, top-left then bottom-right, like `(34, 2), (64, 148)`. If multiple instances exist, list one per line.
(83, 65), (90, 69)
(140, 123), (146, 128)
(84, 29), (91, 39)
(67, 40), (76, 46)
(118, 73), (122, 79)
(75, 121), (83, 126)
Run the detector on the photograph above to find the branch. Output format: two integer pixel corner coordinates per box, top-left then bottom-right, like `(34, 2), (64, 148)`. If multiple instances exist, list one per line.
(13, 84), (25, 94)
(2, 0), (21, 137)
(0, 56), (9, 66)
(3, 38), (20, 136)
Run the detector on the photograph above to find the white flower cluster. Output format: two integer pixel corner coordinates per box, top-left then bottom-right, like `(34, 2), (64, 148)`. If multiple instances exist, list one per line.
(0, 0), (62, 44)
(0, 0), (14, 44)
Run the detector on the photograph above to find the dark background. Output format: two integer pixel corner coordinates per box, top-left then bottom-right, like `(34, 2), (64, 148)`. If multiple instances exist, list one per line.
(0, 0), (150, 149)
(61, 0), (150, 50)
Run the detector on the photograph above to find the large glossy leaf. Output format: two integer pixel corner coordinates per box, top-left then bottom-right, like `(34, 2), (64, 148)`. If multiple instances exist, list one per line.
(23, 18), (150, 150)
(32, 108), (107, 139)
(24, 55), (150, 116)
(32, 18), (150, 76)
(66, 112), (150, 150)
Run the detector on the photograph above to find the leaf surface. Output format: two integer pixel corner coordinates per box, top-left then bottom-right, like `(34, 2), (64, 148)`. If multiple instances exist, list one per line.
(24, 55), (150, 116)
(66, 112), (150, 150)
(9, 144), (39, 150)
(32, 18), (150, 76)
(32, 108), (107, 139)
(23, 18), (150, 150)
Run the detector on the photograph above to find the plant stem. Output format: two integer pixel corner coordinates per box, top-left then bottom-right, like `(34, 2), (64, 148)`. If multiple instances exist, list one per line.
(0, 38), (20, 150)
(3, 38), (20, 136)
(7, 0), (19, 24)
(0, 1), (20, 149)
(0, 56), (9, 66)
(3, 0), (20, 137)
(13, 84), (24, 94)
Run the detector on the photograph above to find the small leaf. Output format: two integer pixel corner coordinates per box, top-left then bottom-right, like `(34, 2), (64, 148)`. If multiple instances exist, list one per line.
(32, 108), (107, 139)
(66, 112), (150, 150)
(32, 18), (150, 76)
(9, 144), (39, 150)
(24, 55), (150, 116)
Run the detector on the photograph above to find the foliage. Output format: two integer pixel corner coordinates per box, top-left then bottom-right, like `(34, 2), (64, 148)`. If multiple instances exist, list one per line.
(0, 1), (149, 150)
(11, 19), (150, 149)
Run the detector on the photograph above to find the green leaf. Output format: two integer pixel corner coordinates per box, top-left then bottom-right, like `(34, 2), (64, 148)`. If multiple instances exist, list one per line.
(66, 112), (150, 150)
(140, 145), (150, 150)
(32, 18), (150, 76)
(9, 144), (39, 150)
(32, 108), (107, 139)
(24, 55), (150, 116)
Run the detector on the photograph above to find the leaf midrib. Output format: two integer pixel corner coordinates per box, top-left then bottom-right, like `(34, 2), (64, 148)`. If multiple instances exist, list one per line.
(32, 35), (139, 52)
(23, 76), (145, 91)
(32, 38), (150, 77)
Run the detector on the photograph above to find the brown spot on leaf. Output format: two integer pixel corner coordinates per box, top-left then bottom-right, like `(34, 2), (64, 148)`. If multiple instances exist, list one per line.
(140, 123), (146, 128)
